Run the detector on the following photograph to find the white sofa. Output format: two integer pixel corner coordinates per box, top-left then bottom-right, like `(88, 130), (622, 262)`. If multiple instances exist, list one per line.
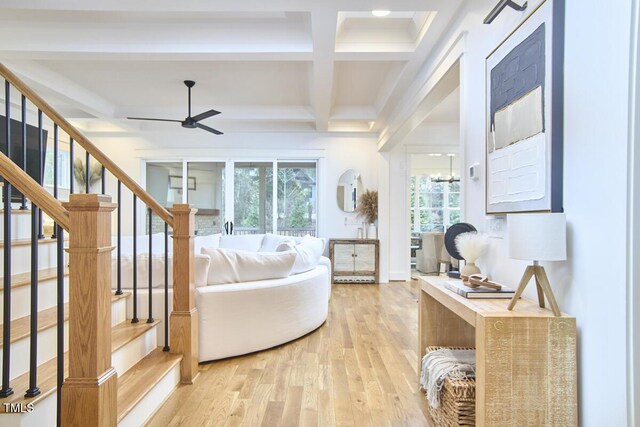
(112, 233), (331, 362)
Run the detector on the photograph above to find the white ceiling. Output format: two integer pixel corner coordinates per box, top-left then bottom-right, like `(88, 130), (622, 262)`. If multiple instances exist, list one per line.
(0, 0), (465, 138)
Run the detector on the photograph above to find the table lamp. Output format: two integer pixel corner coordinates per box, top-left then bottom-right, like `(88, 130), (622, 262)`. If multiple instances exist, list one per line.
(507, 213), (566, 317)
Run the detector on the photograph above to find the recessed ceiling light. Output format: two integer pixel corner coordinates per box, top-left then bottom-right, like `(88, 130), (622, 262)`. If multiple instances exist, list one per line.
(372, 10), (391, 17)
(428, 153), (443, 157)
(447, 153), (457, 157)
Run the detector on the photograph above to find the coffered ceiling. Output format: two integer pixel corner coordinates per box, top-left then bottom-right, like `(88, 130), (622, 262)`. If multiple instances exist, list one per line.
(0, 0), (465, 138)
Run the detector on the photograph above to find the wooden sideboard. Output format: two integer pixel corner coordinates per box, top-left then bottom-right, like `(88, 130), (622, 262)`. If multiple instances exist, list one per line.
(329, 239), (379, 283)
(418, 276), (577, 426)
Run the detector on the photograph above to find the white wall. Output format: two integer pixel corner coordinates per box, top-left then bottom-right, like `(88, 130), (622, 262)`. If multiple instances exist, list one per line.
(384, 0), (633, 423)
(91, 132), (379, 248)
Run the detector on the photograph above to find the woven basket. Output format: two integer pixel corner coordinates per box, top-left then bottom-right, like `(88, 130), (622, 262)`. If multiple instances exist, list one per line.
(423, 346), (476, 427)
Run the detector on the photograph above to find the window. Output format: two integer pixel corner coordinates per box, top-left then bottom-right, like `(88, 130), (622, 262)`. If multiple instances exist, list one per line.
(43, 147), (71, 189)
(411, 176), (460, 232)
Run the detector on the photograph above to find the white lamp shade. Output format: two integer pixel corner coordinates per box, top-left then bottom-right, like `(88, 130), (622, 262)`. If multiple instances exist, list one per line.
(507, 213), (567, 261)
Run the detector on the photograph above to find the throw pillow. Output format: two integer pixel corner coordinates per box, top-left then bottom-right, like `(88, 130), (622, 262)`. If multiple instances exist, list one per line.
(201, 247), (296, 285)
(276, 236), (324, 274)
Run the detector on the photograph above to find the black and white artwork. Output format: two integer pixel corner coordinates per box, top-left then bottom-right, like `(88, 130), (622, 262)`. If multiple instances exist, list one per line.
(485, 0), (564, 214)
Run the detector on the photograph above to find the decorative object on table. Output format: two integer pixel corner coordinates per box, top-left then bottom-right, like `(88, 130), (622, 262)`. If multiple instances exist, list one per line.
(367, 223), (377, 239)
(443, 222), (477, 278)
(421, 346), (476, 426)
(454, 232), (489, 277)
(485, 0), (565, 214)
(445, 279), (515, 299)
(463, 274), (502, 290)
(73, 157), (102, 193)
(356, 189), (378, 238)
(507, 212), (566, 316)
(357, 226), (364, 239)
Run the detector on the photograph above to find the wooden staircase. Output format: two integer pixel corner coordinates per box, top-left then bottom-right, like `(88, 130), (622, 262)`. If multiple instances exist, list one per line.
(0, 206), (183, 426)
(0, 62), (199, 425)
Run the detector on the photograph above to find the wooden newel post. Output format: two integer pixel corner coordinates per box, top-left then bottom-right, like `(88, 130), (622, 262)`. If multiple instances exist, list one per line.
(170, 204), (199, 383)
(61, 194), (117, 426)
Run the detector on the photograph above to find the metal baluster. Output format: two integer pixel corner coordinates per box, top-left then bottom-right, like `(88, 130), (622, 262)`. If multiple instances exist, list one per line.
(0, 79), (14, 398)
(56, 224), (64, 427)
(101, 166), (106, 195)
(163, 221), (169, 351)
(20, 94), (27, 210)
(25, 200), (40, 397)
(51, 125), (58, 238)
(37, 110), (44, 239)
(147, 208), (154, 323)
(115, 181), (123, 295)
(132, 194), (139, 323)
(69, 138), (74, 194)
(85, 151), (90, 194)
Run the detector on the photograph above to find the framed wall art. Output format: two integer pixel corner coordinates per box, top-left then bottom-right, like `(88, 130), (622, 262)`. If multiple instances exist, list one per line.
(485, 0), (565, 214)
(169, 175), (196, 190)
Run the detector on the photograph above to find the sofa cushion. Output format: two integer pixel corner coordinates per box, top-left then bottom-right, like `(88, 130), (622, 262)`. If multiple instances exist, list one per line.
(219, 234), (265, 252)
(276, 235), (324, 274)
(202, 247), (296, 285)
(194, 233), (221, 254)
(111, 253), (211, 289)
(259, 233), (288, 252)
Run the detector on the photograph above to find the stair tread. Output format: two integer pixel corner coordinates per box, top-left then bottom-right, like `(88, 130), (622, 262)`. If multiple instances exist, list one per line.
(0, 292), (130, 347)
(0, 236), (66, 248)
(116, 347), (182, 422)
(112, 319), (161, 353)
(0, 316), (162, 412)
(0, 343), (67, 410)
(0, 304), (69, 347)
(0, 266), (70, 291)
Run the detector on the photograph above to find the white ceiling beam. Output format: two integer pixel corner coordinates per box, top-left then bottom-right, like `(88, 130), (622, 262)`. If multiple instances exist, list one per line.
(3, 60), (116, 118)
(116, 105), (315, 122)
(310, 10), (337, 132)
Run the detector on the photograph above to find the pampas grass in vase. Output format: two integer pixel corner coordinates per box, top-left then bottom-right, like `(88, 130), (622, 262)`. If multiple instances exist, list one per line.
(73, 157), (103, 193)
(356, 190), (378, 238)
(455, 232), (489, 276)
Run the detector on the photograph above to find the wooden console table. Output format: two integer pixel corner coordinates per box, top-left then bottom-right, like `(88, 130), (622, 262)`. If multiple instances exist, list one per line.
(418, 276), (577, 426)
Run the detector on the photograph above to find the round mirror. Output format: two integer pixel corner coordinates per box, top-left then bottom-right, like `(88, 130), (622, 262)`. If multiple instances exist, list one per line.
(337, 169), (363, 212)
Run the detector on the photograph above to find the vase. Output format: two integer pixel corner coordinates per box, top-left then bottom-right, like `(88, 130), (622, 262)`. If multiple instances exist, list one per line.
(367, 223), (377, 239)
(461, 261), (481, 276)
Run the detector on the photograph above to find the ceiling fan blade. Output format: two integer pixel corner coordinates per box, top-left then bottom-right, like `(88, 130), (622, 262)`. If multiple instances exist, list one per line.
(196, 123), (223, 135)
(127, 117), (183, 123)
(191, 109), (221, 122)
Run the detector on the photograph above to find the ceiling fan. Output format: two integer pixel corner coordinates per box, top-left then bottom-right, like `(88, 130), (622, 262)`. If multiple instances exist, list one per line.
(127, 80), (223, 135)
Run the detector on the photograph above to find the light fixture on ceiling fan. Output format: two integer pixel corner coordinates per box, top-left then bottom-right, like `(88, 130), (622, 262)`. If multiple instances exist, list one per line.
(432, 154), (460, 183)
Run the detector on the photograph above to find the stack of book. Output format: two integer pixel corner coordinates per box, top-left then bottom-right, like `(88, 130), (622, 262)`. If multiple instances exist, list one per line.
(445, 280), (515, 299)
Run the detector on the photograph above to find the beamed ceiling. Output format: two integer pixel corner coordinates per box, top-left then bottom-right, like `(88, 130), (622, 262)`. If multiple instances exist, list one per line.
(0, 0), (464, 139)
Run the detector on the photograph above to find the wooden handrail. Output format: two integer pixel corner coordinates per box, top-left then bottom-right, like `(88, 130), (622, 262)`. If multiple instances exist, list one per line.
(0, 62), (173, 227)
(0, 151), (70, 231)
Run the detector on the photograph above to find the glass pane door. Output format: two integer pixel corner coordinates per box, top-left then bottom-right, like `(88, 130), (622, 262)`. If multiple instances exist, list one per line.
(277, 162), (317, 237)
(233, 162), (273, 235)
(186, 162), (225, 235)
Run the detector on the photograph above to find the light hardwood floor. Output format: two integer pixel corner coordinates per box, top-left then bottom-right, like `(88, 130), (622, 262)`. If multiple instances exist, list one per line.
(148, 281), (432, 426)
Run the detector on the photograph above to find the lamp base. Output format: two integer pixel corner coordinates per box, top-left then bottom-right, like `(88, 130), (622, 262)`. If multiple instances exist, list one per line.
(507, 265), (561, 317)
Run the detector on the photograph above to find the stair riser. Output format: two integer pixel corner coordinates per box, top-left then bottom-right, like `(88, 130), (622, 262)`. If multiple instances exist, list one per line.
(112, 325), (157, 377)
(0, 389), (56, 427)
(118, 363), (180, 427)
(126, 290), (172, 348)
(0, 213), (33, 242)
(0, 277), (69, 321)
(0, 244), (65, 276)
(0, 322), (69, 382)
